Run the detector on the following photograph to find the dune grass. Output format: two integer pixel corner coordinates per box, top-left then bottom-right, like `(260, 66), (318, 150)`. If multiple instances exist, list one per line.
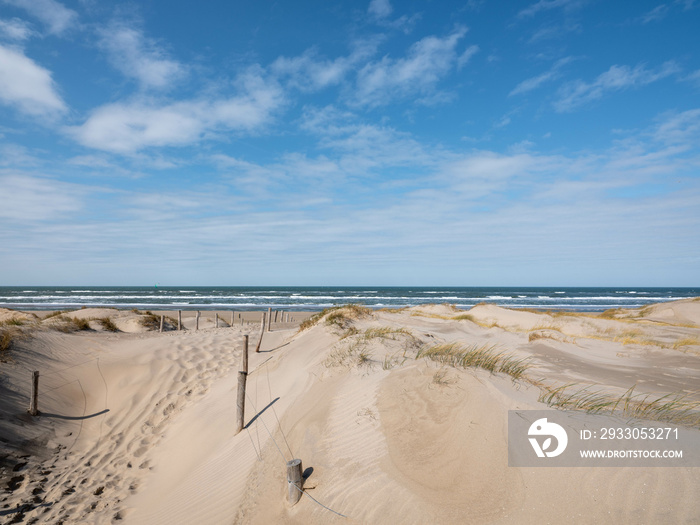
(298, 304), (372, 333)
(98, 317), (119, 332)
(537, 384), (700, 427)
(0, 328), (14, 359)
(325, 342), (373, 369)
(139, 312), (161, 330)
(50, 316), (92, 332)
(416, 343), (530, 380)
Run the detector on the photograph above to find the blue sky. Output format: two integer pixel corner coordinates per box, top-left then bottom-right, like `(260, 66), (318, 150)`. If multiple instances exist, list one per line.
(0, 0), (699, 286)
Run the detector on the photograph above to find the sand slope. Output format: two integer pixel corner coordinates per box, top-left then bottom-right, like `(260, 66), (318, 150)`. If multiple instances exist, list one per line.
(1, 300), (699, 524)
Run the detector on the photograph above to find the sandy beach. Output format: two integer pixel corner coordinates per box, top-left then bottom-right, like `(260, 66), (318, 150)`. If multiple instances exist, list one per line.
(1, 300), (699, 524)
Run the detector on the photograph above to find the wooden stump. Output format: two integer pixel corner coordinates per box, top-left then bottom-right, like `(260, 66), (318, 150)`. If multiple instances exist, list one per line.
(236, 371), (247, 434)
(255, 312), (265, 353)
(236, 335), (249, 434)
(29, 371), (39, 416)
(287, 459), (303, 505)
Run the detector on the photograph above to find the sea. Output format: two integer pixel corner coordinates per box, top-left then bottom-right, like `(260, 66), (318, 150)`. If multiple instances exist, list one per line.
(0, 286), (698, 313)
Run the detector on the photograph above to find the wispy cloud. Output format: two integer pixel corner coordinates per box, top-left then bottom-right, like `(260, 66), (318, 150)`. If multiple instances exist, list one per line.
(457, 45), (479, 69)
(66, 70), (284, 153)
(367, 0), (420, 33)
(554, 61), (680, 112)
(510, 57), (573, 96)
(353, 27), (468, 106)
(518, 0), (586, 18)
(1, 0), (78, 36)
(368, 0), (392, 19)
(98, 22), (186, 90)
(640, 4), (669, 23)
(0, 44), (67, 118)
(653, 108), (700, 145)
(0, 173), (85, 221)
(271, 39), (379, 92)
(0, 17), (34, 41)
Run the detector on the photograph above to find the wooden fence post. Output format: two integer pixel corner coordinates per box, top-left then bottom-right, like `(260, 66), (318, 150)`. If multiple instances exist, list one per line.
(216, 313), (219, 328)
(29, 371), (39, 416)
(255, 312), (265, 353)
(236, 335), (249, 434)
(287, 459), (303, 505)
(267, 307), (272, 332)
(196, 311), (200, 331)
(159, 315), (164, 333)
(231, 311), (235, 327)
(178, 310), (182, 331)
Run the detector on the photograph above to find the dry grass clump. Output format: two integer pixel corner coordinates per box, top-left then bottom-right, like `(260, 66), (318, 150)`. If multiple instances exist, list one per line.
(378, 306), (409, 314)
(298, 304), (372, 333)
(50, 316), (92, 332)
(0, 328), (16, 361)
(538, 384), (700, 427)
(598, 308), (623, 319)
(416, 343), (530, 380)
(98, 317), (119, 332)
(362, 326), (415, 341)
(452, 313), (476, 322)
(139, 311), (161, 330)
(43, 309), (75, 319)
(325, 305), (371, 329)
(672, 337), (700, 350)
(325, 342), (373, 369)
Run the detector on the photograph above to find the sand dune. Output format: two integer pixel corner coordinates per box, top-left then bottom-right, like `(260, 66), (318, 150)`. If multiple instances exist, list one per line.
(1, 300), (699, 523)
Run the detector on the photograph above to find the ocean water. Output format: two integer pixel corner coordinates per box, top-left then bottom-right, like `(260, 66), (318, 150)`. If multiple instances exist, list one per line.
(0, 286), (698, 312)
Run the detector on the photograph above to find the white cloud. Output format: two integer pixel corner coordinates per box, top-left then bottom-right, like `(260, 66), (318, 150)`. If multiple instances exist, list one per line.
(67, 71), (284, 153)
(554, 61), (680, 112)
(0, 44), (66, 118)
(510, 70), (557, 96)
(2, 0), (77, 35)
(271, 38), (380, 92)
(653, 108), (700, 145)
(98, 23), (185, 89)
(510, 56), (573, 96)
(368, 0), (392, 18)
(354, 27), (467, 106)
(641, 4), (669, 23)
(0, 173), (83, 221)
(0, 17), (33, 40)
(518, 0), (586, 18)
(457, 45), (479, 69)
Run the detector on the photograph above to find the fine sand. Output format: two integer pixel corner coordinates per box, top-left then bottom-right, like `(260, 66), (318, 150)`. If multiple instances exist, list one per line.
(1, 300), (699, 524)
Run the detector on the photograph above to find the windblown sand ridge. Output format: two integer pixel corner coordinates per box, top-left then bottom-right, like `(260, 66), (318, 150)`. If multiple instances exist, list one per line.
(1, 300), (699, 524)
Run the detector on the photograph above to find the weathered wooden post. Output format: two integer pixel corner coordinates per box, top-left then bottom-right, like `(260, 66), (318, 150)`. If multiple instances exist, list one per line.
(236, 335), (249, 434)
(286, 458), (303, 505)
(159, 315), (164, 333)
(274, 310), (279, 323)
(231, 311), (235, 326)
(196, 311), (200, 331)
(267, 307), (272, 332)
(29, 371), (39, 416)
(255, 312), (265, 353)
(216, 313), (219, 328)
(178, 310), (182, 331)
